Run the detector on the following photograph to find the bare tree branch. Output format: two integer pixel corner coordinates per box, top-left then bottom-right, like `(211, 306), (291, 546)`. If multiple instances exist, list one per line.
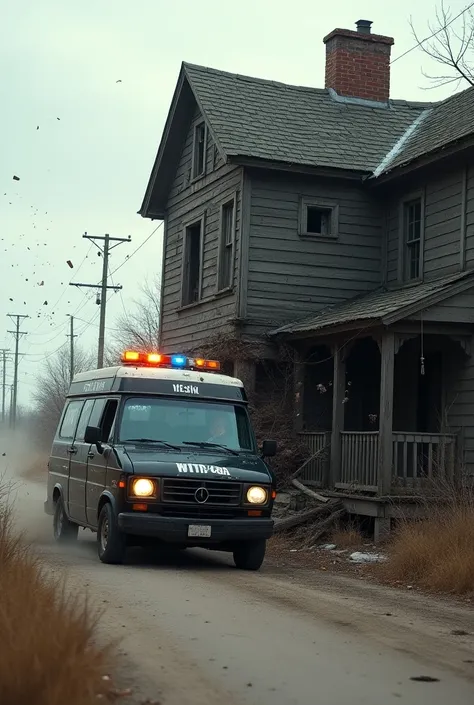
(410, 2), (474, 89)
(32, 345), (95, 447)
(108, 275), (160, 361)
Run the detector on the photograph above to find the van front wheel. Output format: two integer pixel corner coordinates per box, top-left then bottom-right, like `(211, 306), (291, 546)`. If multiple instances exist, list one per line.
(233, 539), (266, 571)
(53, 497), (78, 543)
(97, 503), (126, 564)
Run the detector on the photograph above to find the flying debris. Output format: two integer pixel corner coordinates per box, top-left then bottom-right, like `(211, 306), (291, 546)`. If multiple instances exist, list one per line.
(116, 80), (122, 83)
(67, 260), (73, 268)
(43, 301), (48, 305)
(13, 175), (20, 181)
(38, 281), (44, 286)
(37, 126), (40, 130)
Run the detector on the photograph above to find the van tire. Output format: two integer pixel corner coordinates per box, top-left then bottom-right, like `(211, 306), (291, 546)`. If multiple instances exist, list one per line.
(53, 497), (78, 543)
(233, 539), (266, 571)
(97, 503), (126, 564)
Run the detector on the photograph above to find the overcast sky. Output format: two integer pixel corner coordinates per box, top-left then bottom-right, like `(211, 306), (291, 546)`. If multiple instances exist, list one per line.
(0, 0), (469, 408)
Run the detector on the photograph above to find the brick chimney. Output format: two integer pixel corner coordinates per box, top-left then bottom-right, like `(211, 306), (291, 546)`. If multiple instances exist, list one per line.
(323, 20), (394, 103)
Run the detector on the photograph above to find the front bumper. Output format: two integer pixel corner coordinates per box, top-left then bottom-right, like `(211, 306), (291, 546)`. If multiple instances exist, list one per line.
(117, 513), (274, 543)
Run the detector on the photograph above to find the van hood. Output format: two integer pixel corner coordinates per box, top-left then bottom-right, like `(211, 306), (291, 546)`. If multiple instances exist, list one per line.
(119, 446), (273, 484)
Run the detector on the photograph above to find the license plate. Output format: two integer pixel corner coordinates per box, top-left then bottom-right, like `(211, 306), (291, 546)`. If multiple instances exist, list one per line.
(188, 524), (212, 538)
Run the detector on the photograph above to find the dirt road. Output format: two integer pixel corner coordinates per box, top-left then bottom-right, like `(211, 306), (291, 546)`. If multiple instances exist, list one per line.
(5, 461), (474, 705)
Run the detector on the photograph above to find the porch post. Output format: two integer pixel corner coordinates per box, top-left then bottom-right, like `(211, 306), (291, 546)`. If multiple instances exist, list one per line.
(330, 343), (345, 489)
(378, 331), (395, 495)
(293, 351), (305, 433)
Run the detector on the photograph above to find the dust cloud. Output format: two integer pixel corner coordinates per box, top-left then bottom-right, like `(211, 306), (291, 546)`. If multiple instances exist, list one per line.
(0, 427), (51, 543)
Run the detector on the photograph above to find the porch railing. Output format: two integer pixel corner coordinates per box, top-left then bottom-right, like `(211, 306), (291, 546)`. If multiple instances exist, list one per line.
(297, 432), (330, 486)
(338, 432), (379, 491)
(393, 432), (456, 487)
(298, 431), (457, 493)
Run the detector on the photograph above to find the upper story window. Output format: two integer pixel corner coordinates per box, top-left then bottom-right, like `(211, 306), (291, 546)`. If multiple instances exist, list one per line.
(217, 197), (236, 291)
(181, 217), (204, 306)
(192, 122), (207, 179)
(299, 197), (339, 238)
(403, 197), (423, 281)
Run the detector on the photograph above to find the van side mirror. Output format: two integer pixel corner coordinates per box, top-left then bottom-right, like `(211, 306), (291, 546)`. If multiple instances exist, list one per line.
(85, 425), (102, 446)
(261, 440), (277, 458)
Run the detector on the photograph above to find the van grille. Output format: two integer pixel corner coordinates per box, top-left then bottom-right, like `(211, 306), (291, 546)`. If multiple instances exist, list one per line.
(161, 478), (242, 506)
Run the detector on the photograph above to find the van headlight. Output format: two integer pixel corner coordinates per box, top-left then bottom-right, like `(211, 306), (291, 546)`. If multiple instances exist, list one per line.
(131, 478), (155, 497)
(246, 486), (268, 505)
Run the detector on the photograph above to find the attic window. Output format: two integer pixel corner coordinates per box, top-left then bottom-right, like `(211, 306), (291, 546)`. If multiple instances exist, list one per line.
(299, 198), (339, 238)
(192, 122), (207, 179)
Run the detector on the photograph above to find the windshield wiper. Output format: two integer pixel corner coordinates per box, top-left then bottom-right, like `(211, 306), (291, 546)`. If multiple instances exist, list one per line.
(182, 441), (238, 456)
(122, 438), (181, 451)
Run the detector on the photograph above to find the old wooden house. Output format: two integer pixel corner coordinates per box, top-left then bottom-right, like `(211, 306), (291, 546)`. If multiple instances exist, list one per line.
(140, 19), (474, 536)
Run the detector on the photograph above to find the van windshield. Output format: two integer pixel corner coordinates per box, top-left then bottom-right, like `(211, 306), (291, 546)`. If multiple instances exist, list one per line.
(119, 397), (254, 452)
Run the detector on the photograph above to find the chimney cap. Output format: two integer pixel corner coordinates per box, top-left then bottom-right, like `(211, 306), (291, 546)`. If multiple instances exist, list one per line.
(356, 19), (372, 34)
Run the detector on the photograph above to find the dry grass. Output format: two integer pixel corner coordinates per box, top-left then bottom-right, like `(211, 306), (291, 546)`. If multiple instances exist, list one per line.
(331, 525), (364, 549)
(0, 483), (116, 705)
(380, 492), (474, 594)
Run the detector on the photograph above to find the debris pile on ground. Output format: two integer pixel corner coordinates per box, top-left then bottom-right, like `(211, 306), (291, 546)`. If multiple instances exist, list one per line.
(274, 495), (347, 549)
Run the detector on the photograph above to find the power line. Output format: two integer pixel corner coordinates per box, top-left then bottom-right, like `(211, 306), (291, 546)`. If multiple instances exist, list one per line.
(109, 223), (162, 277)
(391, 2), (474, 64)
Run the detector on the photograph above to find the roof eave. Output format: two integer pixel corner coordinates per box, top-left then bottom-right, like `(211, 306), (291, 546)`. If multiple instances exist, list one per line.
(227, 154), (370, 181)
(373, 133), (474, 186)
(139, 66), (188, 219)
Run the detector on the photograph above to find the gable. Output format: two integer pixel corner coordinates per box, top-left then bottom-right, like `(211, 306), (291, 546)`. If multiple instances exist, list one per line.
(408, 288), (474, 324)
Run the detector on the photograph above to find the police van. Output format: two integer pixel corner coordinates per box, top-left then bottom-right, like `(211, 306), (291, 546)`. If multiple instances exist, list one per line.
(44, 351), (277, 570)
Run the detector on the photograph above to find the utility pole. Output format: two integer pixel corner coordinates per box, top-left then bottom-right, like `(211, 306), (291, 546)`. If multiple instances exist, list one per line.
(66, 315), (77, 382)
(71, 233), (130, 368)
(9, 385), (14, 427)
(7, 314), (28, 429)
(0, 349), (11, 424)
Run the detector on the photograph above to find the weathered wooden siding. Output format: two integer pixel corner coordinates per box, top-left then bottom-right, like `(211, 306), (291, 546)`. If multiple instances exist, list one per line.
(445, 346), (474, 476)
(160, 104), (242, 351)
(386, 165), (471, 284)
(464, 163), (474, 268)
(244, 170), (384, 331)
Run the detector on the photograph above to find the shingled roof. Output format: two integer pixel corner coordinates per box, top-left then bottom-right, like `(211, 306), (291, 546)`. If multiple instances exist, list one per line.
(271, 271), (474, 337)
(379, 85), (474, 175)
(184, 63), (430, 174)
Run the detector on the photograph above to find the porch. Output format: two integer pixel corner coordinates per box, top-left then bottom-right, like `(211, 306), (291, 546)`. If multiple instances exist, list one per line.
(270, 273), (474, 500)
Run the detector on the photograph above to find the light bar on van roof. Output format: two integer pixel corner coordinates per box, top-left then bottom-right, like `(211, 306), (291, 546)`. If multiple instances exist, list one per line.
(121, 351), (220, 371)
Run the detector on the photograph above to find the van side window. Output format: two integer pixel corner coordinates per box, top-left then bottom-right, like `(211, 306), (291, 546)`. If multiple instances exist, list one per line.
(74, 399), (95, 442)
(101, 400), (118, 442)
(88, 399), (107, 429)
(59, 401), (83, 440)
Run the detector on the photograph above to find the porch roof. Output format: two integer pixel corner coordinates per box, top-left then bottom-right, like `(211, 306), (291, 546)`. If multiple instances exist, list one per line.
(271, 271), (474, 337)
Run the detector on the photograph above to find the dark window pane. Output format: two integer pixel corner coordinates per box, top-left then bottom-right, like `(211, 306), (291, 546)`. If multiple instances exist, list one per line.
(59, 400), (83, 439)
(218, 202), (234, 290)
(193, 124), (206, 177)
(306, 207), (331, 235)
(183, 222), (202, 305)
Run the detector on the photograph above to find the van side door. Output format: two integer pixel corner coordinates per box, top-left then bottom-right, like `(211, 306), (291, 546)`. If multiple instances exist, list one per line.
(49, 399), (83, 518)
(68, 398), (95, 524)
(86, 398), (119, 528)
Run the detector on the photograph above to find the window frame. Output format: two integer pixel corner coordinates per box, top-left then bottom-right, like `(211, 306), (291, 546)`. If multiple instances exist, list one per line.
(298, 197), (339, 239)
(180, 213), (205, 308)
(398, 190), (425, 283)
(217, 194), (237, 293)
(59, 400), (84, 440)
(191, 121), (207, 180)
